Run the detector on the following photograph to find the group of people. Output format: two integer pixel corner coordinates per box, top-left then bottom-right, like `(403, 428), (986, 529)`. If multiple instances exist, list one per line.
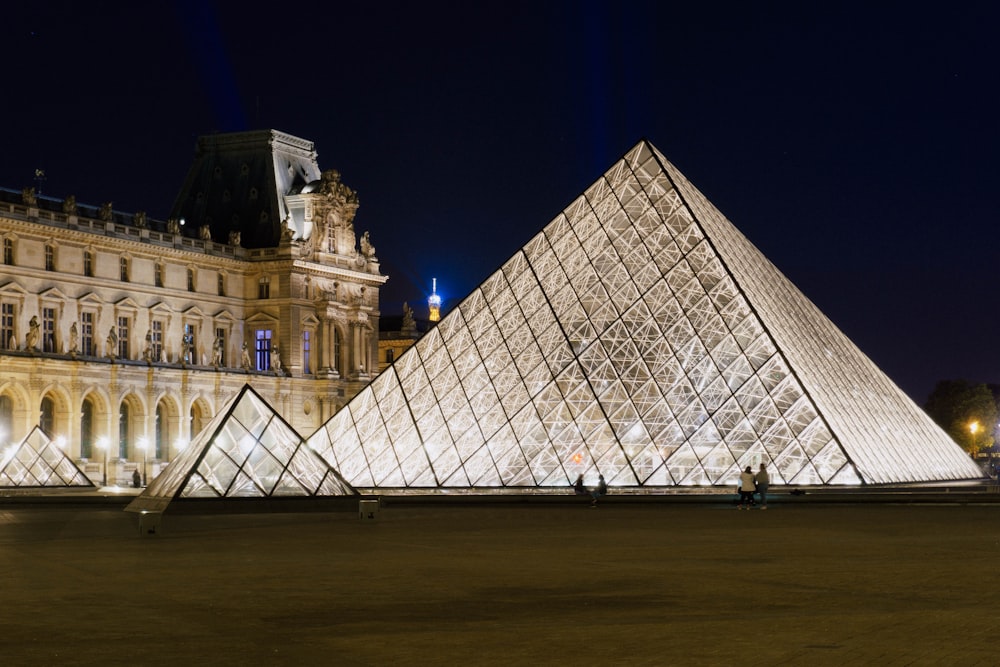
(574, 474), (608, 507)
(737, 463), (770, 509)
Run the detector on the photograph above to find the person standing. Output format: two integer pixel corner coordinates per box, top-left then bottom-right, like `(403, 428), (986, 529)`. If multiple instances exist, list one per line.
(738, 466), (756, 509)
(755, 462), (770, 510)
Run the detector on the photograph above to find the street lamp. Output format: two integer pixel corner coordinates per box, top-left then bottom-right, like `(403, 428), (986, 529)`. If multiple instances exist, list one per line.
(95, 437), (108, 486)
(969, 420), (980, 456)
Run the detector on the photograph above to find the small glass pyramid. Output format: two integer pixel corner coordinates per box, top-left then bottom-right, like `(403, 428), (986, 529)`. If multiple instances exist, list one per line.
(307, 140), (981, 490)
(127, 384), (355, 512)
(0, 426), (94, 487)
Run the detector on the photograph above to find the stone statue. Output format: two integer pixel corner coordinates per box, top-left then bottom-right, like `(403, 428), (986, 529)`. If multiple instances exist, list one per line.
(106, 326), (118, 359)
(62, 195), (77, 215)
(166, 218), (181, 234)
(212, 336), (223, 367)
(281, 217), (294, 241)
(25, 315), (40, 351)
(228, 230), (241, 246)
(199, 225), (212, 241)
(142, 329), (153, 362)
(133, 211), (147, 228)
(271, 346), (282, 374)
(360, 231), (375, 258)
(22, 187), (37, 206)
(402, 302), (416, 332)
(68, 322), (79, 356)
(240, 341), (252, 370)
(99, 202), (114, 222)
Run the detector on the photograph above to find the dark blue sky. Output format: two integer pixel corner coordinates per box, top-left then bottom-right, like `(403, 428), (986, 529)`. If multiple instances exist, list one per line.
(2, 1), (998, 403)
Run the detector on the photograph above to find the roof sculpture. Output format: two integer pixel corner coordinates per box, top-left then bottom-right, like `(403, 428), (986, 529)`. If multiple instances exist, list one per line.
(308, 140), (982, 490)
(127, 384), (355, 513)
(0, 426), (94, 488)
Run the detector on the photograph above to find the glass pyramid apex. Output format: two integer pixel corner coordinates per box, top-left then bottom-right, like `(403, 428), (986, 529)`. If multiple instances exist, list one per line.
(0, 426), (94, 488)
(308, 140), (982, 490)
(127, 384), (356, 513)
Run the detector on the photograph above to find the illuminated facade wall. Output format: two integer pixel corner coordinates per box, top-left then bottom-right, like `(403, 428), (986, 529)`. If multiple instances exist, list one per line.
(308, 140), (982, 489)
(0, 130), (385, 486)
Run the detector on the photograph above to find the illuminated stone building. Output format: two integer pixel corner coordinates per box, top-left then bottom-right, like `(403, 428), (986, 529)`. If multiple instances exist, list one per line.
(0, 130), (386, 485)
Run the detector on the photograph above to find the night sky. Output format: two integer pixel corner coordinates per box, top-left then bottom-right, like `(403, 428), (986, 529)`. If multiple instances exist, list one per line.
(2, 1), (998, 404)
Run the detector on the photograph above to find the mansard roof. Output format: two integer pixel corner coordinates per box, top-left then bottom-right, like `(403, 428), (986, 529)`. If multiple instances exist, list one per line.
(169, 130), (321, 250)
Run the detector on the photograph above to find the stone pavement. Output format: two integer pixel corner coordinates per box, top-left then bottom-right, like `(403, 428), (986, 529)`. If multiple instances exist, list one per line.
(1, 497), (997, 666)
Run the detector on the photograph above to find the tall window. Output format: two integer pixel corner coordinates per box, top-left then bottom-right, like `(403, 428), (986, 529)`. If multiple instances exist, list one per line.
(2, 238), (12, 265)
(333, 328), (342, 375)
(386, 348), (394, 364)
(187, 268), (195, 292)
(81, 312), (94, 356)
(40, 396), (54, 437)
(80, 399), (94, 459)
(42, 307), (56, 353)
(155, 404), (166, 459)
(119, 257), (129, 282)
(302, 330), (311, 375)
(151, 320), (163, 362)
(0, 303), (14, 349)
(217, 273), (225, 296)
(118, 403), (129, 459)
(258, 276), (270, 299)
(0, 395), (12, 443)
(183, 323), (196, 364)
(215, 327), (226, 366)
(44, 245), (55, 271)
(255, 329), (272, 371)
(84, 251), (94, 277)
(117, 316), (130, 359)
(155, 263), (163, 287)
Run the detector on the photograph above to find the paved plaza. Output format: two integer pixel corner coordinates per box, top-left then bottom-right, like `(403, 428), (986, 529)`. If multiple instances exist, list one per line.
(1, 495), (998, 666)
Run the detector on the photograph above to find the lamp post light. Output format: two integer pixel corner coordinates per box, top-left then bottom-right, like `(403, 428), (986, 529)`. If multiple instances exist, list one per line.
(95, 437), (108, 486)
(969, 420), (980, 457)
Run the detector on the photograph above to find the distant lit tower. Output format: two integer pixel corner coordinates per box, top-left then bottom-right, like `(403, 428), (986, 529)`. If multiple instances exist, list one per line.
(428, 278), (441, 322)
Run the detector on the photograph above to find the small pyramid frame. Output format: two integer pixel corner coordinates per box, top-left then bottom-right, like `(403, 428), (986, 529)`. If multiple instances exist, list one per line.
(127, 384), (356, 512)
(0, 426), (94, 488)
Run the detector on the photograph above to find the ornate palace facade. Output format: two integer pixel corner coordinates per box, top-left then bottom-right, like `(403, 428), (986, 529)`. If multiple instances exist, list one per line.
(0, 130), (386, 485)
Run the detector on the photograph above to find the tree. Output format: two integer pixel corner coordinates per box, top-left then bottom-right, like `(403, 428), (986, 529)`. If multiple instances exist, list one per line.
(924, 380), (997, 455)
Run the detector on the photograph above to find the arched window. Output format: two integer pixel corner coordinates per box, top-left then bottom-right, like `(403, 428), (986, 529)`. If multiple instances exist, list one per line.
(118, 403), (130, 459)
(80, 398), (94, 459)
(190, 403), (204, 440)
(0, 395), (12, 442)
(40, 396), (54, 437)
(155, 404), (166, 459)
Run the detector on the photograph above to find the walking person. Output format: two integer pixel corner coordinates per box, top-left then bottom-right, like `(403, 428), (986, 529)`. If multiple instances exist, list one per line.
(737, 466), (755, 509)
(755, 462), (770, 510)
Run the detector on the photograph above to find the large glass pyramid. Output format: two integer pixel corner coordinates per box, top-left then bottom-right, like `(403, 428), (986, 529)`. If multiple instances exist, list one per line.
(308, 140), (982, 490)
(0, 426), (94, 487)
(127, 384), (356, 512)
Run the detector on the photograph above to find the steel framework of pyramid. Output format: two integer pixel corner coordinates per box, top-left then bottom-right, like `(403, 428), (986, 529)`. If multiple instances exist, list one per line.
(0, 426), (94, 487)
(308, 140), (982, 490)
(127, 384), (356, 513)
